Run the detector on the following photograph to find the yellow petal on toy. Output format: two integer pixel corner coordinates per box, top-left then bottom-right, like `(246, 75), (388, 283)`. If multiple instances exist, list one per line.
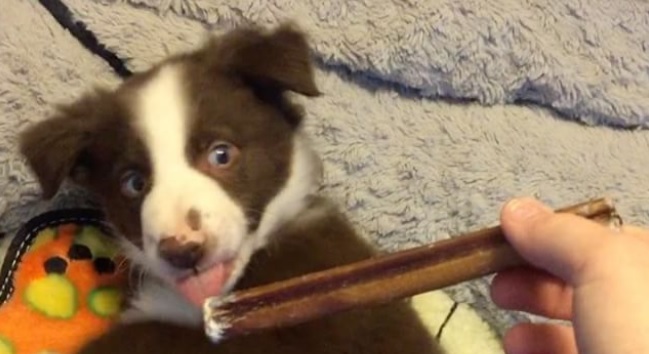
(75, 226), (119, 259)
(29, 228), (57, 252)
(88, 287), (122, 318)
(23, 275), (77, 319)
(0, 336), (14, 354)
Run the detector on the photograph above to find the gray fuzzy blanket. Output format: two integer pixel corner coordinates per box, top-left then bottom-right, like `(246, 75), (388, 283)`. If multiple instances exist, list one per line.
(2, 0), (649, 338)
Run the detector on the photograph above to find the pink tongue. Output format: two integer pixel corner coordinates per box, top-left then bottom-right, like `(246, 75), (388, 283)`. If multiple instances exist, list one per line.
(176, 263), (228, 307)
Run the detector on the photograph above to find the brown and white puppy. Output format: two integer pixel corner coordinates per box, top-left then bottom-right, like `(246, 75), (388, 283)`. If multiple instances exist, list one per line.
(19, 24), (443, 353)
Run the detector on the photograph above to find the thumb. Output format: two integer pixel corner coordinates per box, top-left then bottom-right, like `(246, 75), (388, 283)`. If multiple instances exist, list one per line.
(500, 197), (612, 284)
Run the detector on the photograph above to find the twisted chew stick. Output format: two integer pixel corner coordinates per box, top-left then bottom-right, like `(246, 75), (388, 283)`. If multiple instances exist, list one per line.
(204, 197), (619, 342)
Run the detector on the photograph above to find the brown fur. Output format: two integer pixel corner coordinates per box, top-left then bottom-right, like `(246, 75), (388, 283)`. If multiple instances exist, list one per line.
(19, 23), (444, 353)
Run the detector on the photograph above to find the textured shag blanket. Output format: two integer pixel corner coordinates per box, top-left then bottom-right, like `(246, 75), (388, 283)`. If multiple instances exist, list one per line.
(2, 0), (649, 345)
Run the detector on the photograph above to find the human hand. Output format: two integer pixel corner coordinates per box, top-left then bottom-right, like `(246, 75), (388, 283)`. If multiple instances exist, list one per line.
(490, 197), (649, 354)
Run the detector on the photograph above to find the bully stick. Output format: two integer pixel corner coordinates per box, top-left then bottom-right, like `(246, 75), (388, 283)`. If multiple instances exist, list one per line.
(204, 197), (620, 342)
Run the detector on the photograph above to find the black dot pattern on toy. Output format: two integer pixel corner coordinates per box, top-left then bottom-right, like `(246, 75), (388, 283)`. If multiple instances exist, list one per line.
(44, 256), (68, 274)
(68, 244), (93, 260)
(93, 257), (116, 275)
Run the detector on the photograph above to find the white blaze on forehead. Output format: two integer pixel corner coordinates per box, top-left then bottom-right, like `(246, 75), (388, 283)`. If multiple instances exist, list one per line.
(133, 64), (196, 249)
(135, 65), (190, 180)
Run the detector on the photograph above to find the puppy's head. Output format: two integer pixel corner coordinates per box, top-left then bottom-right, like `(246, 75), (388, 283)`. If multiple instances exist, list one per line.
(19, 24), (322, 308)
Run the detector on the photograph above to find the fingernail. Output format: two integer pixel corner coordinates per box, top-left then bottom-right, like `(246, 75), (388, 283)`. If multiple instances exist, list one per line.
(505, 198), (550, 221)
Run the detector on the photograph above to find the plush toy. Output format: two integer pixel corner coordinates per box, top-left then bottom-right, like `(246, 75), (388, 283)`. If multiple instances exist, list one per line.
(0, 209), (128, 354)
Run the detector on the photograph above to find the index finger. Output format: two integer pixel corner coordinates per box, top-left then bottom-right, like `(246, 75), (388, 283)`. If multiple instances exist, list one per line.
(500, 197), (615, 285)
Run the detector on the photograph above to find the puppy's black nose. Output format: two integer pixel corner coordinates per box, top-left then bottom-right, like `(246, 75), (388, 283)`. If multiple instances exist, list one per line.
(158, 237), (204, 269)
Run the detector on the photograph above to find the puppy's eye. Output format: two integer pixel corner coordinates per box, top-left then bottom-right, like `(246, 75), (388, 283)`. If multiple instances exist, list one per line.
(207, 141), (237, 167)
(120, 171), (147, 198)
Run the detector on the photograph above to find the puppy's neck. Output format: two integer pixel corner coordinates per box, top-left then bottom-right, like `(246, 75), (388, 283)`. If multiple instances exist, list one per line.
(252, 131), (323, 248)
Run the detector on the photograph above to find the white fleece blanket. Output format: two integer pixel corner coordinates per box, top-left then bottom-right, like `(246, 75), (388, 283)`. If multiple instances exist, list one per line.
(124, 0), (649, 128)
(2, 0), (649, 349)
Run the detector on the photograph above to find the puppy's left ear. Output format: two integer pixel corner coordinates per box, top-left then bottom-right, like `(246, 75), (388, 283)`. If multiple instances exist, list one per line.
(19, 92), (102, 199)
(217, 23), (321, 97)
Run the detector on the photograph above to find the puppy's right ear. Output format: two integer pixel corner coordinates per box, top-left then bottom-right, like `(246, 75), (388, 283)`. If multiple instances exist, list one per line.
(213, 23), (320, 97)
(19, 95), (99, 199)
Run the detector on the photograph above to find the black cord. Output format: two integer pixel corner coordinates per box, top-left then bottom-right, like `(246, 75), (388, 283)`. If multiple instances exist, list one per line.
(37, 0), (132, 78)
(436, 301), (459, 340)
